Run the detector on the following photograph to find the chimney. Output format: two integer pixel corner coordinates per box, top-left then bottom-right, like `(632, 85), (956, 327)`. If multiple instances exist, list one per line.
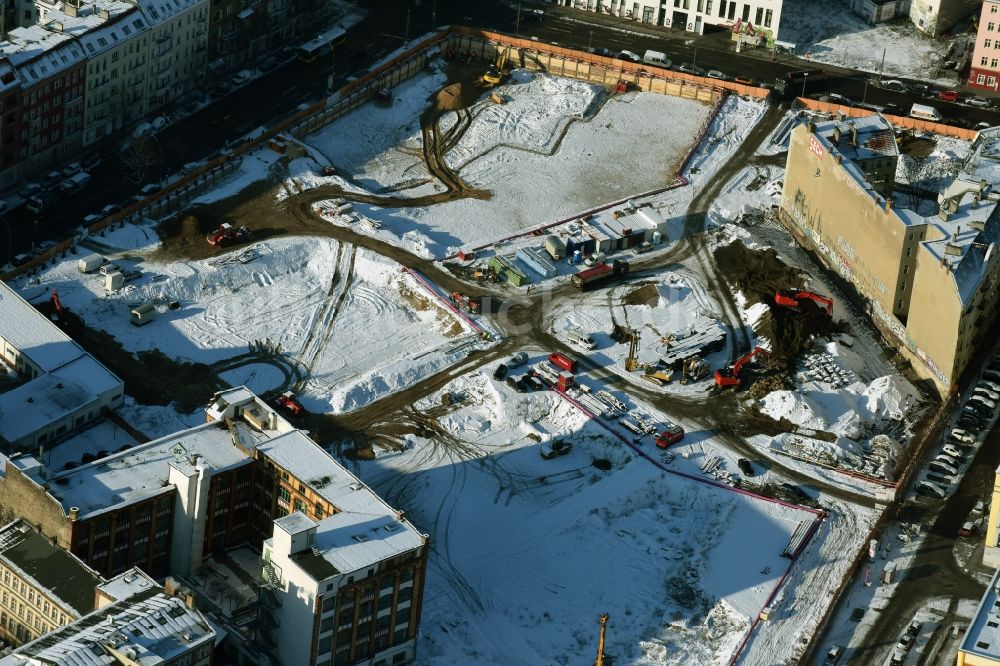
(850, 125), (858, 147)
(832, 127), (842, 144)
(164, 577), (179, 596)
(981, 178), (988, 194)
(68, 507), (79, 521)
(938, 208), (950, 222)
(834, 154), (843, 164)
(884, 198), (893, 211)
(98, 8), (109, 18)
(185, 593), (196, 609)
(188, 453), (200, 466)
(268, 411), (278, 430)
(836, 110), (845, 121)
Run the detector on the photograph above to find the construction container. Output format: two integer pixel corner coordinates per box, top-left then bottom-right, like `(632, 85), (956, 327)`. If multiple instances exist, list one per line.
(516, 247), (556, 278)
(130, 303), (158, 326)
(104, 271), (124, 293)
(548, 352), (578, 373)
(488, 255), (530, 287)
(544, 235), (565, 261)
(77, 254), (105, 273)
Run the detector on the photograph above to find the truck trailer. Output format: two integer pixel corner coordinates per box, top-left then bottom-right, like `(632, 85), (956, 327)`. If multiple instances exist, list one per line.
(571, 259), (629, 290)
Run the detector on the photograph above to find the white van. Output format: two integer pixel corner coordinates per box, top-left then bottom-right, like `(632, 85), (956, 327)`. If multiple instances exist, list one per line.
(909, 103), (943, 122)
(585, 252), (606, 267)
(642, 49), (671, 68)
(566, 329), (596, 350)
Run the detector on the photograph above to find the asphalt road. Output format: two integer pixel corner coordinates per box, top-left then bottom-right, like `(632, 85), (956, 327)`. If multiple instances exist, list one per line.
(5, 0), (1000, 262)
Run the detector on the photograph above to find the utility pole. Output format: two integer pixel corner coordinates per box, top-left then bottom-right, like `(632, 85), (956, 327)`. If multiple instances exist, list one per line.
(404, 10), (411, 46)
(878, 47), (886, 84)
(692, 46), (697, 70)
(801, 72), (808, 98)
(515, 2), (522, 37)
(588, 30), (593, 50)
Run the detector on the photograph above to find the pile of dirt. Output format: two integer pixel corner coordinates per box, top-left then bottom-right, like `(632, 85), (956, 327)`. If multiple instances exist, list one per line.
(747, 374), (795, 401)
(434, 82), (478, 111)
(713, 240), (803, 304)
(622, 282), (659, 307)
(756, 301), (842, 368)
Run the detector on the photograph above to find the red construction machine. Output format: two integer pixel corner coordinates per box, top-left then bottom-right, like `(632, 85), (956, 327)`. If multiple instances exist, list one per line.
(275, 391), (304, 415)
(449, 292), (482, 314)
(774, 289), (833, 316)
(206, 222), (251, 247)
(714, 346), (769, 389)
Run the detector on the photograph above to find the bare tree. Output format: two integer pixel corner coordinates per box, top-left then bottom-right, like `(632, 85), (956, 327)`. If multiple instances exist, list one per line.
(119, 136), (161, 185)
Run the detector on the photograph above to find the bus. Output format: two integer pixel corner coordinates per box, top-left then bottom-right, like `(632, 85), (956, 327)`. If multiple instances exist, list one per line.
(298, 26), (347, 63)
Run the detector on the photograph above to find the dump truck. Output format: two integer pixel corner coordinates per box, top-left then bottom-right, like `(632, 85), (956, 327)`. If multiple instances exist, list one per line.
(571, 259), (629, 290)
(77, 254), (106, 273)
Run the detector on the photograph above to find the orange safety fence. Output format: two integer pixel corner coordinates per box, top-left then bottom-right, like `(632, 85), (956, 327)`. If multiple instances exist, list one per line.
(796, 97), (979, 140)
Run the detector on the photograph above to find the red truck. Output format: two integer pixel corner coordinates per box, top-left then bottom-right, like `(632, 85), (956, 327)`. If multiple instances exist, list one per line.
(556, 372), (575, 391)
(570, 259), (630, 290)
(654, 423), (685, 448)
(548, 352), (578, 373)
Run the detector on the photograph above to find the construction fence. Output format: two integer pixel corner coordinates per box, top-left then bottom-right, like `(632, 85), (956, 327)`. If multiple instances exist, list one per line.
(796, 97), (979, 140)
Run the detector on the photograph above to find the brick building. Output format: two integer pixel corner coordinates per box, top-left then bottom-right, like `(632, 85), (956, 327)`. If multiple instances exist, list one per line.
(970, 0), (1000, 91)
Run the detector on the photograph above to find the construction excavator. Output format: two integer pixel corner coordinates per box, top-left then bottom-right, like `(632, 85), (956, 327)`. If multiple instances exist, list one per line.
(482, 46), (512, 86)
(680, 356), (709, 384)
(714, 346), (769, 389)
(774, 289), (834, 316)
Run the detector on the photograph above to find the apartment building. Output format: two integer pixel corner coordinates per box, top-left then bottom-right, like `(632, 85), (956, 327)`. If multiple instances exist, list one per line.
(135, 0), (208, 110)
(957, 568), (1000, 666)
(780, 116), (1000, 394)
(558, 0), (782, 37)
(0, 519), (101, 646)
(910, 0), (980, 36)
(0, 575), (217, 666)
(0, 281), (124, 452)
(970, 1), (1000, 91)
(0, 388), (427, 662)
(0, 63), (21, 181)
(80, 5), (150, 145)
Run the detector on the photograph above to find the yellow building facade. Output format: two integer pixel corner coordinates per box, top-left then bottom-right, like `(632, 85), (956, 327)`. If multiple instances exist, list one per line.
(781, 118), (1000, 394)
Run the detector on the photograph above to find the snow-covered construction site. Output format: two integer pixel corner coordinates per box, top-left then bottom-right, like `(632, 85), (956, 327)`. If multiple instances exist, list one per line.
(5, 45), (949, 665)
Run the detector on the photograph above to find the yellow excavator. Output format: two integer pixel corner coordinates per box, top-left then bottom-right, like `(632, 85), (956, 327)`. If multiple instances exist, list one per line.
(483, 46), (511, 86)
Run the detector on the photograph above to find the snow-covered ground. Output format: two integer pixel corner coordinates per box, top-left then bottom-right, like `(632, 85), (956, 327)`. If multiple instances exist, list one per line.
(356, 366), (822, 665)
(291, 66), (721, 258)
(15, 235), (483, 414)
(778, 0), (964, 84)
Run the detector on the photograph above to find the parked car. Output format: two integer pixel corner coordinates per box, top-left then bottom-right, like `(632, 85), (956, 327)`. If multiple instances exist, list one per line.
(823, 645), (842, 665)
(937, 90), (959, 102)
(18, 182), (41, 199)
(632, 241), (654, 255)
(941, 445), (966, 460)
(971, 393), (997, 409)
(820, 93), (853, 106)
(587, 46), (616, 58)
(585, 252), (606, 267)
(258, 55), (280, 72)
(80, 152), (102, 170)
(905, 621), (922, 638)
(909, 83), (930, 94)
(132, 122), (153, 139)
(927, 471), (955, 486)
(508, 351), (528, 367)
(972, 500), (987, 518)
(524, 375), (545, 391)
(928, 460), (958, 476)
(957, 415), (984, 431)
(960, 520), (980, 537)
(967, 96), (991, 108)
(896, 633), (914, 652)
(26, 196), (45, 215)
(974, 386), (1000, 401)
(980, 380), (1000, 393)
(493, 363), (508, 381)
(506, 375), (526, 393)
(11, 253), (32, 266)
(984, 369), (1000, 383)
(880, 79), (905, 91)
(151, 115), (168, 131)
(212, 81), (231, 96)
(230, 70), (253, 86)
(58, 172), (91, 195)
(100, 203), (122, 216)
(935, 453), (960, 467)
(82, 213), (102, 226)
(916, 480), (946, 498)
(676, 62), (706, 76)
(618, 50), (641, 62)
(34, 240), (55, 255)
(0, 200), (6, 214)
(706, 69), (726, 80)
(963, 403), (990, 419)
(41, 171), (63, 188)
(951, 429), (976, 443)
(61, 162), (82, 178)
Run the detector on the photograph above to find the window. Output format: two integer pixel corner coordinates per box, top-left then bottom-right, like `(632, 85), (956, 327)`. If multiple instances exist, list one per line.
(755, 7), (762, 24)
(992, 58), (998, 68)
(293, 500), (307, 513)
(983, 57), (990, 66)
(990, 76), (998, 86)
(764, 8), (772, 27)
(990, 22), (996, 31)
(278, 487), (290, 502)
(987, 39), (993, 48)
(980, 74), (988, 84)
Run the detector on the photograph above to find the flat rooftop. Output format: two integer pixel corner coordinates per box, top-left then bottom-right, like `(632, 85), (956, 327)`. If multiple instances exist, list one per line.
(259, 431), (425, 577)
(0, 284), (87, 373)
(0, 374), (96, 444)
(813, 114), (899, 163)
(0, 520), (100, 617)
(44, 421), (257, 518)
(960, 568), (1000, 660)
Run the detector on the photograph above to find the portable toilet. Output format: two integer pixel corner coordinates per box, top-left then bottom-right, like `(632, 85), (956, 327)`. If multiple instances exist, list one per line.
(652, 230), (664, 245)
(130, 303), (157, 326)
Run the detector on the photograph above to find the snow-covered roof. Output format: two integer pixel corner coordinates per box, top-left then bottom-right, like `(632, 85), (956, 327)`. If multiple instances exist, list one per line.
(813, 114), (898, 162)
(0, 285), (84, 373)
(1, 26), (85, 85)
(134, 0), (204, 25)
(47, 422), (252, 518)
(73, 3), (147, 57)
(258, 431), (425, 577)
(0, 587), (218, 665)
(960, 568), (1000, 660)
(40, 0), (133, 38)
(96, 568), (157, 603)
(955, 126), (1000, 190)
(0, 519), (100, 618)
(0, 374), (97, 444)
(0, 61), (18, 94)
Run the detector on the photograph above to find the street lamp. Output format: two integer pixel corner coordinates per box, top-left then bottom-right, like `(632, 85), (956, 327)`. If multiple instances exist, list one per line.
(801, 72), (808, 99)
(588, 30), (593, 50)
